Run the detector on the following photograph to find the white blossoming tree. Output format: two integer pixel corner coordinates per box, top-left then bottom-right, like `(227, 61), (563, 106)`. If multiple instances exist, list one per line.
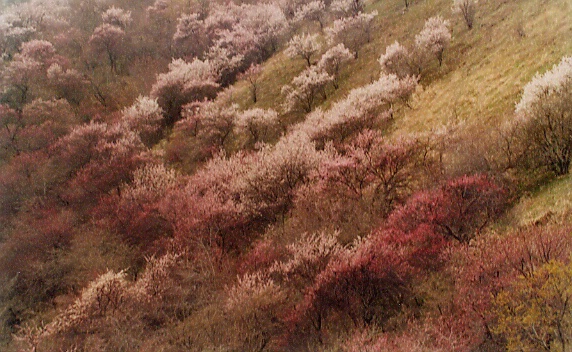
(294, 0), (327, 29)
(236, 108), (280, 146)
(379, 41), (412, 78)
(281, 66), (334, 113)
(285, 33), (322, 66)
(325, 11), (377, 58)
(453, 0), (478, 30)
(414, 16), (451, 67)
(317, 43), (353, 88)
(121, 96), (164, 146)
(512, 56), (572, 175)
(150, 58), (220, 125)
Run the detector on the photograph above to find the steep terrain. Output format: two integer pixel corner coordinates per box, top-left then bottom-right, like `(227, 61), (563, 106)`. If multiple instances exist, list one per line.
(0, 0), (571, 350)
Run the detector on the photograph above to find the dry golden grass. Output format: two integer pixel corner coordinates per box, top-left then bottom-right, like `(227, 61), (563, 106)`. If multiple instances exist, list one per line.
(508, 174), (572, 227)
(397, 0), (572, 133)
(228, 53), (304, 105)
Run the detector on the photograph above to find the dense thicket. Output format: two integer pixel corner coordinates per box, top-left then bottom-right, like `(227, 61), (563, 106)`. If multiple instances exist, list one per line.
(0, 0), (571, 351)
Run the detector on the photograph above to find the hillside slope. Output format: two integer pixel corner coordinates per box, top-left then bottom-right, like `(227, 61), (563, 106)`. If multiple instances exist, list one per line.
(1, 0), (572, 350)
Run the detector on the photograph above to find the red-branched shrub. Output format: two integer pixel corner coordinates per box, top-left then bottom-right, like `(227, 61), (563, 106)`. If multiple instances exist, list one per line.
(96, 164), (178, 251)
(315, 130), (431, 215)
(286, 224), (446, 347)
(237, 238), (287, 276)
(51, 123), (150, 207)
(387, 174), (507, 244)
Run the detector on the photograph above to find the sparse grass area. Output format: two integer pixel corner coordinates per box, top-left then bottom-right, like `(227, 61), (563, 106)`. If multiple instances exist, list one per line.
(398, 0), (572, 133)
(509, 174), (572, 226)
(232, 52), (307, 110)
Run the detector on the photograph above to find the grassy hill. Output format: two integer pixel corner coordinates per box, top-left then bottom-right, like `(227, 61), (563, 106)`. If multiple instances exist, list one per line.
(232, 0), (572, 224)
(233, 0), (571, 131)
(2, 0), (572, 349)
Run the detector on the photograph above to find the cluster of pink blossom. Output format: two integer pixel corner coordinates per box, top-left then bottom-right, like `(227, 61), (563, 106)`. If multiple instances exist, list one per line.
(101, 6), (132, 29)
(325, 11), (377, 58)
(173, 2), (289, 68)
(278, 174), (506, 346)
(88, 6), (133, 72)
(46, 63), (87, 105)
(20, 39), (56, 63)
(150, 58), (220, 123)
(2, 39), (65, 107)
(158, 129), (326, 253)
(0, 98), (77, 155)
(179, 100), (238, 149)
(235, 107), (280, 145)
(227, 271), (284, 310)
(270, 231), (342, 290)
(224, 270), (287, 351)
(379, 41), (411, 78)
(510, 56), (572, 175)
(285, 33), (322, 66)
(313, 130), (428, 214)
(281, 42), (355, 114)
(120, 163), (178, 207)
(173, 13), (209, 59)
(46, 270), (128, 336)
(293, 0), (327, 29)
(414, 16), (451, 66)
(317, 43), (353, 88)
(130, 253), (181, 301)
(236, 131), (325, 217)
(297, 73), (417, 142)
(146, 0), (168, 16)
(282, 66), (334, 113)
(0, 0), (69, 55)
(52, 120), (150, 205)
(378, 16), (452, 78)
(109, 162), (179, 249)
(330, 0), (365, 17)
(43, 252), (181, 341)
(120, 96), (164, 146)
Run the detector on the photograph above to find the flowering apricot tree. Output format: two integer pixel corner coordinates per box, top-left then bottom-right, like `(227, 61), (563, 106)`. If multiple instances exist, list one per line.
(317, 43), (353, 89)
(282, 66), (333, 113)
(294, 1), (327, 29)
(121, 96), (164, 146)
(379, 41), (412, 78)
(325, 11), (377, 58)
(235, 108), (280, 146)
(513, 56), (572, 175)
(453, 0), (477, 30)
(89, 23), (125, 72)
(415, 16), (451, 66)
(285, 33), (322, 66)
(173, 13), (209, 59)
(150, 58), (220, 124)
(315, 130), (430, 216)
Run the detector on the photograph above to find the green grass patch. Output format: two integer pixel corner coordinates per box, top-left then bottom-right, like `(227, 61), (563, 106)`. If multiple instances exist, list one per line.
(509, 174), (572, 226)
